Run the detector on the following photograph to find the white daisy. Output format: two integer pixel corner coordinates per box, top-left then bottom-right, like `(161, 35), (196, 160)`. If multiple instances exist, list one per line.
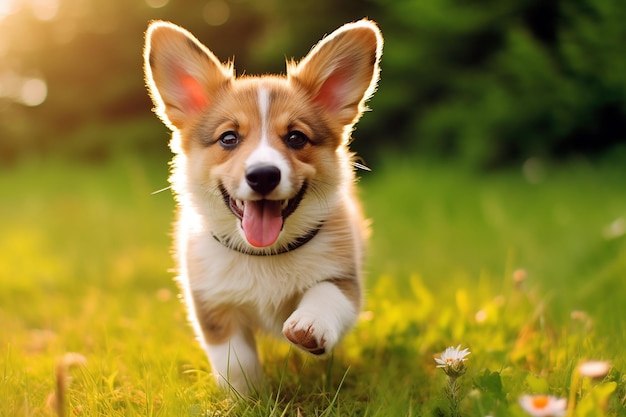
(435, 345), (471, 378)
(519, 395), (567, 417)
(578, 360), (611, 379)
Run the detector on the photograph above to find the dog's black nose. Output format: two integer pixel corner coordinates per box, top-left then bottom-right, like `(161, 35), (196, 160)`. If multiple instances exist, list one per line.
(246, 165), (281, 195)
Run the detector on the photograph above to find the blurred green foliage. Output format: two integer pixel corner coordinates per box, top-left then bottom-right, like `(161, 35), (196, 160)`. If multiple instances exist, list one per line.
(0, 0), (624, 166)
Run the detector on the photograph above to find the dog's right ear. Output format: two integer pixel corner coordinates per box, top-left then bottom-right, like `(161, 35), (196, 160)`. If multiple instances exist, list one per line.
(144, 21), (233, 130)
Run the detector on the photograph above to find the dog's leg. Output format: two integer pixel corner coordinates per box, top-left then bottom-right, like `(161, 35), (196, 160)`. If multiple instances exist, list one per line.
(203, 326), (261, 395)
(193, 302), (261, 394)
(282, 278), (360, 355)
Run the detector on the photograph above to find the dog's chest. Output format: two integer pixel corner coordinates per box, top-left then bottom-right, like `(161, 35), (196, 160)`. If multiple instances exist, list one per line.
(182, 233), (349, 328)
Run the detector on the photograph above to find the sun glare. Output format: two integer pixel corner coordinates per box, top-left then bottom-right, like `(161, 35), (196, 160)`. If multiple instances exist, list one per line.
(0, 0), (59, 107)
(203, 0), (230, 26)
(0, 0), (20, 20)
(29, 0), (59, 21)
(0, 71), (48, 106)
(145, 0), (169, 8)
(19, 77), (47, 106)
(0, 0), (60, 22)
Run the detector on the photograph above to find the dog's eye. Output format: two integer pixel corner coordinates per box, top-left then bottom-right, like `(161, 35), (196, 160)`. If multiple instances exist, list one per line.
(284, 130), (309, 150)
(218, 131), (240, 149)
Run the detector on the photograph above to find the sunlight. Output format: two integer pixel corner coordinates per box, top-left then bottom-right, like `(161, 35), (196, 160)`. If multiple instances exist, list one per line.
(203, 0), (230, 26)
(19, 76), (47, 106)
(0, 72), (48, 106)
(0, 0), (59, 21)
(0, 0), (20, 20)
(29, 0), (59, 21)
(145, 0), (169, 8)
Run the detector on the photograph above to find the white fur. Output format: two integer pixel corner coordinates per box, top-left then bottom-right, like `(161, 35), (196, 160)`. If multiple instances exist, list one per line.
(258, 87), (270, 142)
(183, 216), (360, 327)
(204, 328), (262, 392)
(283, 281), (358, 352)
(235, 87), (292, 199)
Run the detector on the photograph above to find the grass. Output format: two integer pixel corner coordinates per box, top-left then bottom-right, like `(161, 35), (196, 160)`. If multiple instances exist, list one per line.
(1, 153), (625, 416)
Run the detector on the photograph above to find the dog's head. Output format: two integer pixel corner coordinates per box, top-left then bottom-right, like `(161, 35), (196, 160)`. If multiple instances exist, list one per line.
(144, 20), (382, 251)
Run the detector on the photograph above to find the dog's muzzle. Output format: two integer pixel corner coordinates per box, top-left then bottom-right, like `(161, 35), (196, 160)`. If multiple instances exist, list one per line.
(220, 183), (308, 248)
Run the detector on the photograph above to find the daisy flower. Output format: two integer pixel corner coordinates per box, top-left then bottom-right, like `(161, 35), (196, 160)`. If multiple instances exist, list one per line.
(519, 395), (567, 417)
(435, 345), (471, 378)
(578, 360), (611, 379)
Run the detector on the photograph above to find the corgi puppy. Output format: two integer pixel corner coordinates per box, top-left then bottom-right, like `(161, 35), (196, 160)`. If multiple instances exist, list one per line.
(144, 19), (382, 394)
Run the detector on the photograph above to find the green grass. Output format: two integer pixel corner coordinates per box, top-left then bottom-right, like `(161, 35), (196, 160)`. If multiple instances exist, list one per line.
(1, 154), (625, 416)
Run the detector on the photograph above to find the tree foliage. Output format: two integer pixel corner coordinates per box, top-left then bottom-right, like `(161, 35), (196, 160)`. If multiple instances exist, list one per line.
(0, 0), (624, 166)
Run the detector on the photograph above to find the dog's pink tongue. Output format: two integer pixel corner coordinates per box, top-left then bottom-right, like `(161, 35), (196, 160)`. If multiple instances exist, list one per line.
(242, 200), (283, 247)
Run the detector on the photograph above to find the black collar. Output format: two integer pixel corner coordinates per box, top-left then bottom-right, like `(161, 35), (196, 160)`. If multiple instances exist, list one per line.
(212, 223), (323, 256)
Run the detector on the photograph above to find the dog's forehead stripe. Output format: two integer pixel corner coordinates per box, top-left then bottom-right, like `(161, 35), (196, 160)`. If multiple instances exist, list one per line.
(248, 86), (278, 165)
(258, 87), (270, 144)
(241, 86), (291, 193)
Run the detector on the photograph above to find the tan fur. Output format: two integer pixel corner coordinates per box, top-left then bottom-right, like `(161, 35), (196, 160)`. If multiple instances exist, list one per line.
(191, 301), (236, 345)
(144, 19), (382, 394)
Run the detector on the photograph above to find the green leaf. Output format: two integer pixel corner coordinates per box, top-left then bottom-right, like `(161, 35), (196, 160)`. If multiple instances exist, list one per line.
(474, 369), (506, 402)
(525, 374), (550, 394)
(575, 382), (617, 417)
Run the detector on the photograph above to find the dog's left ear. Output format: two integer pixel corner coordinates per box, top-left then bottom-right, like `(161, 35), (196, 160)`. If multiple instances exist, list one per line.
(288, 19), (383, 128)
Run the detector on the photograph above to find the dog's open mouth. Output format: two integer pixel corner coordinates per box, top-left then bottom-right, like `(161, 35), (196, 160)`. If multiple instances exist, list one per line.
(221, 183), (307, 248)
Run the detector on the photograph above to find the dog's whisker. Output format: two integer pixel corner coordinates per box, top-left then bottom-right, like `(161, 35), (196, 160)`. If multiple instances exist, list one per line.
(353, 155), (371, 172)
(353, 161), (371, 172)
(151, 185), (171, 195)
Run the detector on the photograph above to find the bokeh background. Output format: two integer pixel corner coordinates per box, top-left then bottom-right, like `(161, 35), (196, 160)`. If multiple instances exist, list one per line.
(1, 2), (626, 414)
(1, 0), (625, 167)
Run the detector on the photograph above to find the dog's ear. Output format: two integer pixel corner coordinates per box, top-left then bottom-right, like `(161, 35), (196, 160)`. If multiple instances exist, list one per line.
(144, 21), (233, 130)
(288, 19), (383, 128)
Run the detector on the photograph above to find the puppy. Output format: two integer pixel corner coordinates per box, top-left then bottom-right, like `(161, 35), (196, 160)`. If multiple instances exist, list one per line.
(143, 19), (382, 394)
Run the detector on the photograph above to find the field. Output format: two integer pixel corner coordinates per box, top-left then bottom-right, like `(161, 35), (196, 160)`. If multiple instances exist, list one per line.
(1, 154), (625, 416)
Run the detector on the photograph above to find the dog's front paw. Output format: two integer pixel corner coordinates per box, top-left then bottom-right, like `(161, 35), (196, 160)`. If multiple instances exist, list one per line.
(282, 311), (338, 356)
